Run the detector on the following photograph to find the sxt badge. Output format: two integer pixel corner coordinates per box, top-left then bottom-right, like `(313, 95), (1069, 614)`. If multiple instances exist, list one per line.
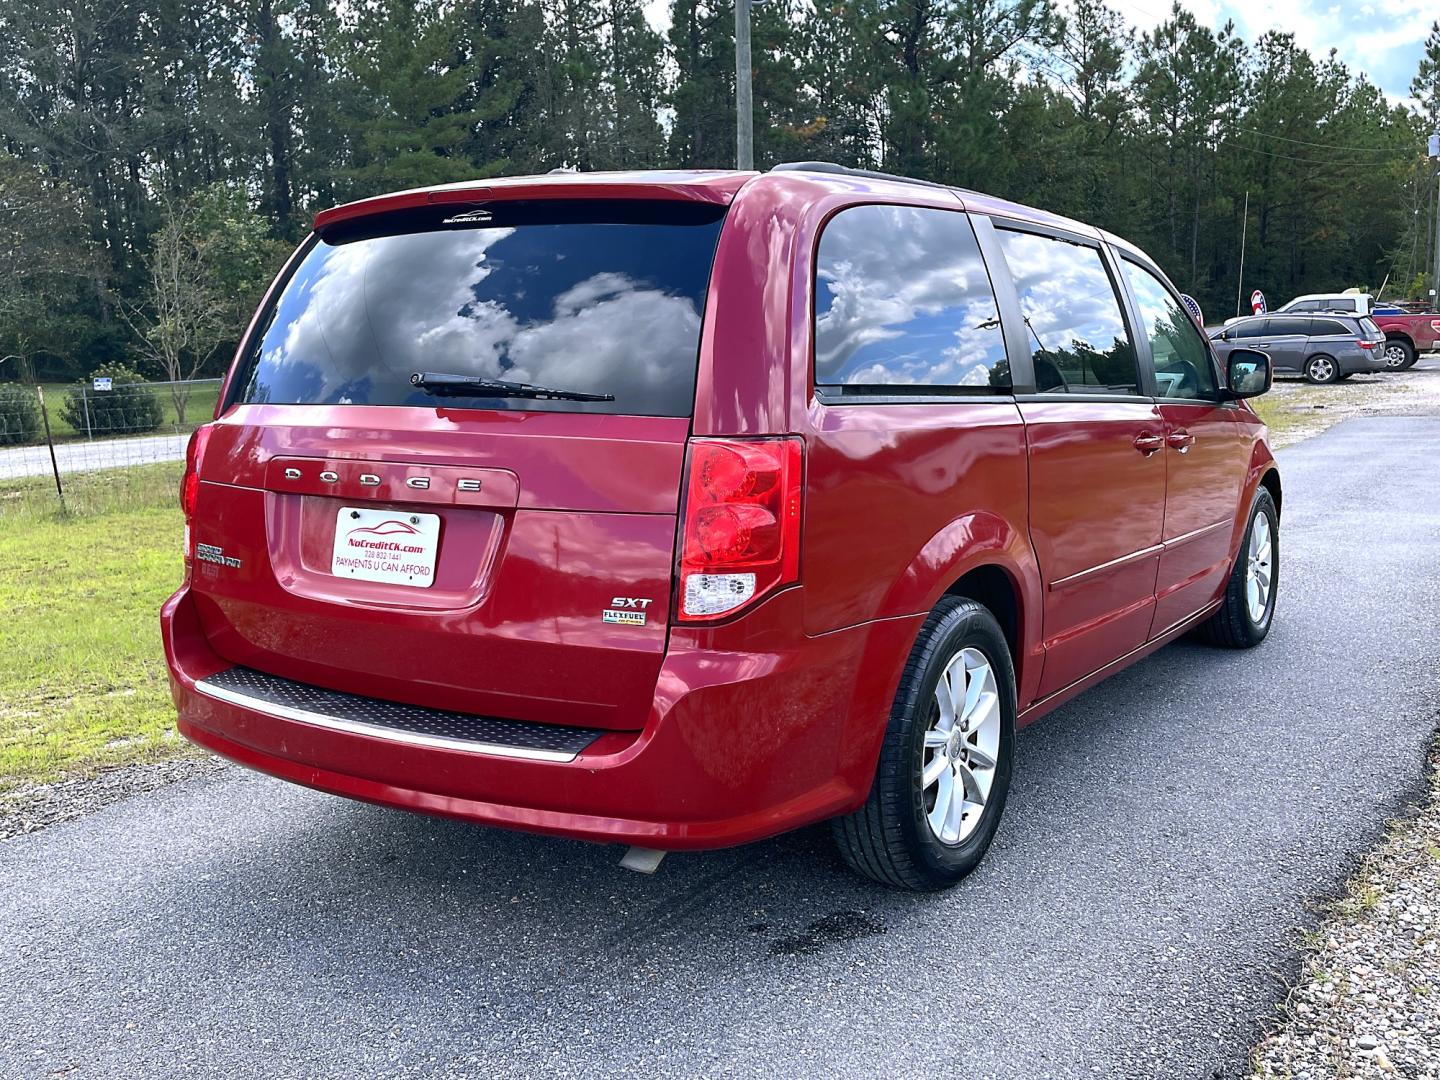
(603, 596), (652, 626)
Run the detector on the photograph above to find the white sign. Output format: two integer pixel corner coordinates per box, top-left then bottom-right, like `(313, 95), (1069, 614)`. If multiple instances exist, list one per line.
(331, 507), (440, 588)
(92, 377), (113, 391)
(1250, 290), (1267, 315)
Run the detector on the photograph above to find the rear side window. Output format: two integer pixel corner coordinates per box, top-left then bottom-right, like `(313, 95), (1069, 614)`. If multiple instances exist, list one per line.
(1270, 317), (1309, 336)
(995, 230), (1137, 394)
(1312, 319), (1349, 337)
(1288, 300), (1320, 311)
(813, 205), (1010, 392)
(230, 201), (727, 416)
(1120, 260), (1218, 400)
(1360, 317), (1382, 335)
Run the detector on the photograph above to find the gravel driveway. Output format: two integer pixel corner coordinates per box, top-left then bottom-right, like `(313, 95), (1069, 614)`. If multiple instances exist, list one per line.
(3, 416), (1438, 1080)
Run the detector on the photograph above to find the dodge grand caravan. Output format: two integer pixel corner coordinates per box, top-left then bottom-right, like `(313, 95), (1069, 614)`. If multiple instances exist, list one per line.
(163, 164), (1280, 891)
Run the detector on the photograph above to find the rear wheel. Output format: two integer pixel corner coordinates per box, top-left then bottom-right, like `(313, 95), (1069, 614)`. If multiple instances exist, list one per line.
(833, 597), (1015, 891)
(1197, 487), (1278, 649)
(1303, 354), (1339, 384)
(1383, 339), (1415, 370)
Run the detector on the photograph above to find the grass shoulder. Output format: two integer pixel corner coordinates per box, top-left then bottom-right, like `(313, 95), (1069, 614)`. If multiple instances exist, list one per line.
(0, 463), (195, 793)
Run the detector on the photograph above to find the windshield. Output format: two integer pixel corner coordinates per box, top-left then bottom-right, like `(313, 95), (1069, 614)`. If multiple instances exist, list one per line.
(229, 201), (727, 416)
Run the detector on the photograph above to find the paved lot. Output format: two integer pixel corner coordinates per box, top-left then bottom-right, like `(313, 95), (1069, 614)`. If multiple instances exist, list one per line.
(3, 416), (1438, 1079)
(0, 432), (188, 480)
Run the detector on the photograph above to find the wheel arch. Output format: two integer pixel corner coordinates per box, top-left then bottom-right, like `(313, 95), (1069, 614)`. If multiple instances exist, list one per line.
(875, 509), (1043, 710)
(1258, 466), (1282, 519)
(1384, 331), (1415, 349)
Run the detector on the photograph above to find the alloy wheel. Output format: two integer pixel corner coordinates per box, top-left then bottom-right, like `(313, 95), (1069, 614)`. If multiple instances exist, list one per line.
(1384, 344), (1408, 369)
(921, 647), (1001, 845)
(1307, 357), (1335, 382)
(1245, 512), (1274, 625)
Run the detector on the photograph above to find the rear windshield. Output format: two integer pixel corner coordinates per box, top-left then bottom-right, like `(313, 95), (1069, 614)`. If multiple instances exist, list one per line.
(229, 201), (727, 416)
(1359, 317), (1381, 336)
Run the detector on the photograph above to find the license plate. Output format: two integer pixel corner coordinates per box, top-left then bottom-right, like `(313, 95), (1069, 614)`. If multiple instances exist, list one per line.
(331, 507), (440, 588)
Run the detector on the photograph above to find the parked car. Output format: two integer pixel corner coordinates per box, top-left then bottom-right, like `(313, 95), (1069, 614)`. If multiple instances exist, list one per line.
(1209, 313), (1387, 383)
(1369, 308), (1440, 370)
(162, 165), (1280, 891)
(1276, 292), (1374, 316)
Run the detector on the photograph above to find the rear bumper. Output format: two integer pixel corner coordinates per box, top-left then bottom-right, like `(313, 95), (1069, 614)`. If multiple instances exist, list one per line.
(162, 586), (921, 850)
(1340, 351), (1388, 374)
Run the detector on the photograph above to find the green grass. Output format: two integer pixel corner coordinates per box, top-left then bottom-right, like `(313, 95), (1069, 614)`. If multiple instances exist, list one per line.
(1, 460), (185, 523)
(0, 462), (194, 792)
(32, 381), (221, 443)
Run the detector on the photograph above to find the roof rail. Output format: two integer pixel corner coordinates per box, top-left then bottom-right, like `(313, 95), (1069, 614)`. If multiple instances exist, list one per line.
(769, 161), (952, 191)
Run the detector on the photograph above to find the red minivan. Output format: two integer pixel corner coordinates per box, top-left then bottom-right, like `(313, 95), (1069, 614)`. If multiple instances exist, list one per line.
(163, 164), (1280, 890)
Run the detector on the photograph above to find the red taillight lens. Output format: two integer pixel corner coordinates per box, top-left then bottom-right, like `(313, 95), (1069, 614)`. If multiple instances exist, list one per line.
(677, 437), (802, 622)
(180, 426), (212, 518)
(1358, 339), (1379, 350)
(180, 426), (213, 568)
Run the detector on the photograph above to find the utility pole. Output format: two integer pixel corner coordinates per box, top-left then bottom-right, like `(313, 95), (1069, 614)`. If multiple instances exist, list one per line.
(1235, 189), (1249, 318)
(734, 0), (753, 170)
(1431, 132), (1440, 309)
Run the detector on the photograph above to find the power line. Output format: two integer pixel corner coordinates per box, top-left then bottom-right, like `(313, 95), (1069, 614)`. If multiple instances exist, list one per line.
(1235, 126), (1405, 153)
(1214, 138), (1409, 167)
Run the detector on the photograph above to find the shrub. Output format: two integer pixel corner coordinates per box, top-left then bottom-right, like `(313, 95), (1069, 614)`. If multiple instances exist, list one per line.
(60, 365), (164, 436)
(0, 384), (41, 446)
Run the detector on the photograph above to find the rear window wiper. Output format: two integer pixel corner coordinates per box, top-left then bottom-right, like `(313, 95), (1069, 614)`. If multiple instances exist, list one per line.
(410, 371), (615, 402)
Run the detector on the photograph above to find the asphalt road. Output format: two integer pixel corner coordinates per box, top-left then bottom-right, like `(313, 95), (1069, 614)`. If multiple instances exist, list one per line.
(4, 416), (1439, 1080)
(0, 432), (188, 480)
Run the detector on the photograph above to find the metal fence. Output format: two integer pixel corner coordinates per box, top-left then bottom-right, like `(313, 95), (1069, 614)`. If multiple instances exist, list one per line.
(0, 377), (224, 517)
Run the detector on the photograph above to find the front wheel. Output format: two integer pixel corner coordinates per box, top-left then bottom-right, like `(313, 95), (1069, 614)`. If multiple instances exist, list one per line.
(833, 597), (1015, 891)
(1303, 354), (1339, 384)
(1383, 339), (1415, 370)
(1197, 487), (1278, 648)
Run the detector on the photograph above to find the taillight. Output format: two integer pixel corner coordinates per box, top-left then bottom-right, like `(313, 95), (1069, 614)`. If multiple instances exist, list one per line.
(1430, 320), (1440, 334)
(1358, 339), (1379, 350)
(677, 437), (803, 622)
(180, 425), (213, 566)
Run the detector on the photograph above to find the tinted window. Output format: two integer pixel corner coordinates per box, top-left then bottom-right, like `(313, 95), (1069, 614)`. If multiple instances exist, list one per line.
(1288, 300), (1321, 311)
(995, 230), (1137, 394)
(813, 205), (1010, 390)
(1360, 317), (1382, 335)
(1269, 317), (1309, 336)
(1231, 319), (1266, 339)
(231, 201), (726, 416)
(1121, 260), (1218, 400)
(1312, 319), (1349, 337)
(1329, 299), (1357, 312)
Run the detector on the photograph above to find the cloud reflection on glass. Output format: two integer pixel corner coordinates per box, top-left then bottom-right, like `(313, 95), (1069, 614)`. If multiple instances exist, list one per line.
(236, 217), (723, 416)
(996, 230), (1137, 394)
(814, 205), (1010, 390)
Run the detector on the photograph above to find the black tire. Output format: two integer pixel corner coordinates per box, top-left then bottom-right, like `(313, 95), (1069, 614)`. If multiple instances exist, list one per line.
(1383, 339), (1415, 371)
(833, 597), (1016, 891)
(1303, 354), (1340, 384)
(1196, 487), (1278, 649)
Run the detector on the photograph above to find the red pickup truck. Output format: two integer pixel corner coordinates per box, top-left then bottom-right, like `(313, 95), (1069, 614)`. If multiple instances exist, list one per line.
(1372, 310), (1440, 370)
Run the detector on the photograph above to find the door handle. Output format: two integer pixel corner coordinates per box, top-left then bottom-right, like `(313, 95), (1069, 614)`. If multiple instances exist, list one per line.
(1167, 429), (1195, 453)
(1133, 432), (1165, 454)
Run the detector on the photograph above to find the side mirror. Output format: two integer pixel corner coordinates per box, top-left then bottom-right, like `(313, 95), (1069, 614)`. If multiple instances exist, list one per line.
(1225, 348), (1271, 399)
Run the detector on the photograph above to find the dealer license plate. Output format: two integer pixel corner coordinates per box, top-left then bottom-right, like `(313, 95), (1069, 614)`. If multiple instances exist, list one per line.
(331, 507), (440, 588)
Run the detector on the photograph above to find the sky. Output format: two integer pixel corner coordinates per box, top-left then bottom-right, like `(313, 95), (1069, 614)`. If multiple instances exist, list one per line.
(641, 0), (1434, 110)
(1111, 0), (1432, 106)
